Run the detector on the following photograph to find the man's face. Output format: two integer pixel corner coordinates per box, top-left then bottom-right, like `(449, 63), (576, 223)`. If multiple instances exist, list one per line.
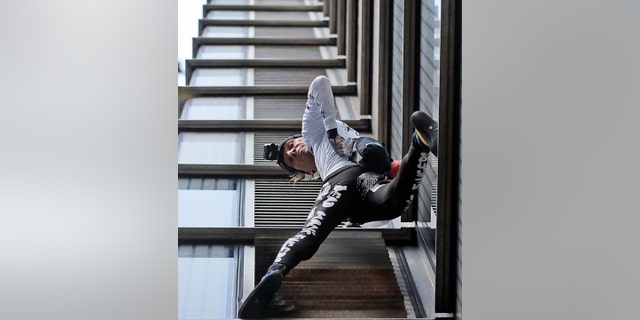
(282, 137), (317, 174)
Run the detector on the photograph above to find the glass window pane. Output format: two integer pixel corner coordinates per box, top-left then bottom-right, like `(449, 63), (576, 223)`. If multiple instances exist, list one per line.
(209, 0), (249, 5)
(179, 178), (238, 190)
(178, 189), (240, 227)
(178, 244), (234, 258)
(196, 45), (247, 59)
(206, 10), (249, 20)
(179, 178), (242, 228)
(178, 245), (238, 319)
(190, 68), (245, 86)
(178, 132), (243, 164)
(181, 98), (245, 120)
(202, 26), (248, 38)
(419, 0), (441, 120)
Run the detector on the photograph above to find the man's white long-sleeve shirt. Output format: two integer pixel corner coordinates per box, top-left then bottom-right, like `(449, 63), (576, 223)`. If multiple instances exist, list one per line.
(301, 76), (358, 180)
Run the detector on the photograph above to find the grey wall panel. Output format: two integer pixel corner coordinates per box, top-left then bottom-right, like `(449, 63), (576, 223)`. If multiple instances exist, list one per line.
(253, 68), (326, 85)
(254, 179), (323, 227)
(253, 97), (308, 119)
(456, 127), (462, 320)
(254, 45), (322, 59)
(254, 26), (317, 38)
(254, 11), (314, 21)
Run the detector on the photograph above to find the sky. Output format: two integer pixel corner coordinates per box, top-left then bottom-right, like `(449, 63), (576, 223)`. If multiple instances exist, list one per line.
(178, 0), (205, 86)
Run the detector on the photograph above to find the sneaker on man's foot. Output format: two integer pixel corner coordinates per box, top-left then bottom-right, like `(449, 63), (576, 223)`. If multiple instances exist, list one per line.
(410, 111), (438, 156)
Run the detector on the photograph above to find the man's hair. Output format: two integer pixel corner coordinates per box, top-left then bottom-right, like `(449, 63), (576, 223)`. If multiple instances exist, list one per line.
(290, 170), (320, 182)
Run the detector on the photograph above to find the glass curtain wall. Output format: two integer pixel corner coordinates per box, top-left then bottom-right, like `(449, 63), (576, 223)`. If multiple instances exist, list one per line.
(178, 2), (254, 318)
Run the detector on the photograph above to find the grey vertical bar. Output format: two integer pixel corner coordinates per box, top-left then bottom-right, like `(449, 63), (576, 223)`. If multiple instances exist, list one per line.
(337, 0), (346, 55)
(401, 0), (420, 155)
(435, 0), (461, 314)
(377, 0), (392, 148)
(346, 0), (358, 82)
(359, 0), (373, 115)
(329, 0), (337, 33)
(399, 0), (420, 222)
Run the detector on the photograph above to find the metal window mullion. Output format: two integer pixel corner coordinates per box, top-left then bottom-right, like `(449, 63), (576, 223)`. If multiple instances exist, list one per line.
(400, 0), (421, 223)
(346, 0), (358, 83)
(376, 0), (392, 149)
(359, 0), (373, 115)
(434, 0), (461, 314)
(336, 0), (347, 56)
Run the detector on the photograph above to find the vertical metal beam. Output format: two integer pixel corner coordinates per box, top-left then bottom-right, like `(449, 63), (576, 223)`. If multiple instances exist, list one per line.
(401, 0), (420, 155)
(359, 0), (373, 115)
(399, 0), (421, 222)
(346, 0), (358, 82)
(337, 0), (347, 56)
(323, 0), (329, 17)
(435, 0), (461, 314)
(377, 0), (392, 148)
(329, 0), (337, 34)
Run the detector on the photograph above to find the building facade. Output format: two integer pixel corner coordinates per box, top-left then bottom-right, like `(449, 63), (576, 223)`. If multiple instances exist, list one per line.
(177, 0), (461, 318)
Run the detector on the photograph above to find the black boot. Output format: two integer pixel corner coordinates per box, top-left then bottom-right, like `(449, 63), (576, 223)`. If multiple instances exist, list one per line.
(411, 111), (439, 157)
(238, 263), (288, 319)
(265, 294), (296, 316)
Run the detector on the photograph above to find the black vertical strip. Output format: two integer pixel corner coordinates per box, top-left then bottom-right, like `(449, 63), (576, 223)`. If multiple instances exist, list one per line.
(401, 0), (421, 155)
(359, 0), (373, 115)
(435, 0), (461, 314)
(377, 0), (392, 149)
(394, 247), (426, 318)
(346, 0), (358, 83)
(401, 0), (421, 222)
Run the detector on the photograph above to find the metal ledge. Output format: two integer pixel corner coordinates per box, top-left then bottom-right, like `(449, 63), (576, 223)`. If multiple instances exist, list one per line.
(186, 58), (345, 69)
(199, 19), (328, 29)
(178, 119), (371, 132)
(179, 164), (288, 179)
(193, 37), (336, 53)
(178, 227), (416, 244)
(178, 84), (356, 98)
(203, 4), (324, 13)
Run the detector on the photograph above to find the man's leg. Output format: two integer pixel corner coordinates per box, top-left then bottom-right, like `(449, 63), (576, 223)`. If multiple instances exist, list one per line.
(238, 178), (355, 318)
(354, 111), (438, 222)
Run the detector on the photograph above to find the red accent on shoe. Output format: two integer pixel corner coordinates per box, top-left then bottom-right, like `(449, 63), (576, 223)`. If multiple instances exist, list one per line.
(388, 160), (401, 179)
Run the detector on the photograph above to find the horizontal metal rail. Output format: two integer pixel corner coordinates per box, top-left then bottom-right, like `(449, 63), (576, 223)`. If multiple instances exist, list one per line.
(178, 84), (356, 97)
(186, 58), (345, 69)
(192, 37), (336, 56)
(203, 4), (324, 13)
(178, 227), (416, 244)
(178, 119), (371, 132)
(199, 19), (328, 29)
(178, 164), (288, 179)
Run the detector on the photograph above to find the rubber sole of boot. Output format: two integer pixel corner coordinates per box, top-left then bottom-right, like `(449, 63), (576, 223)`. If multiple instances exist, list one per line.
(237, 273), (283, 319)
(410, 111), (438, 156)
